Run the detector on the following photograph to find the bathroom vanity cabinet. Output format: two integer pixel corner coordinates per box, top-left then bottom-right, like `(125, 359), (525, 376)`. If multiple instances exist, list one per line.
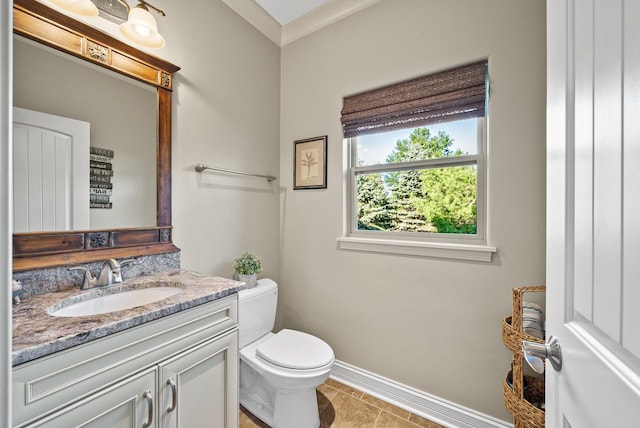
(12, 295), (239, 428)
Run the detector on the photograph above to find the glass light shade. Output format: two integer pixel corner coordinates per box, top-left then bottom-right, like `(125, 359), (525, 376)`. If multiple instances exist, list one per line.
(50, 0), (99, 16)
(120, 6), (165, 49)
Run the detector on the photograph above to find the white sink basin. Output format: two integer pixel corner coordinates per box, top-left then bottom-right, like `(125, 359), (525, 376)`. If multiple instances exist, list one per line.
(49, 287), (182, 317)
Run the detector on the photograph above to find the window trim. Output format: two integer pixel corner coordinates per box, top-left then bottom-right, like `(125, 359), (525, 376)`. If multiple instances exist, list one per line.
(341, 118), (494, 262)
(336, 236), (496, 262)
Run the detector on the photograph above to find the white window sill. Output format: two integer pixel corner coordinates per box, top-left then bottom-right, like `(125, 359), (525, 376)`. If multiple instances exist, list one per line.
(336, 237), (496, 262)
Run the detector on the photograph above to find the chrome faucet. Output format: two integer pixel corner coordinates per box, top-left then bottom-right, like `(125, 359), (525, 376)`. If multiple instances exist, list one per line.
(69, 259), (133, 290)
(96, 259), (122, 287)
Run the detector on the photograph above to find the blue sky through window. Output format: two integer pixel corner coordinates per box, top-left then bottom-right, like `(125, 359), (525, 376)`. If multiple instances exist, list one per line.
(357, 118), (478, 165)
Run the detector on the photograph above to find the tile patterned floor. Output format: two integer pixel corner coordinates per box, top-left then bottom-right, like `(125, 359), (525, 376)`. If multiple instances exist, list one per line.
(239, 378), (444, 428)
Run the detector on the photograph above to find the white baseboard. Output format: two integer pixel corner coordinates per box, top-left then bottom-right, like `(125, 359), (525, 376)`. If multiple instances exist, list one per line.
(330, 360), (513, 428)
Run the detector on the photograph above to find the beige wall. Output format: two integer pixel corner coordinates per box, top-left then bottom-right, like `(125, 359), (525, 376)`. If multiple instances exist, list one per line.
(157, 0), (281, 279)
(280, 0), (546, 420)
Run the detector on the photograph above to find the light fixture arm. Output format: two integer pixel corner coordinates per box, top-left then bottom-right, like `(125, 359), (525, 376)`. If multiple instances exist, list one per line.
(115, 0), (130, 12)
(139, 0), (165, 17)
(115, 0), (165, 17)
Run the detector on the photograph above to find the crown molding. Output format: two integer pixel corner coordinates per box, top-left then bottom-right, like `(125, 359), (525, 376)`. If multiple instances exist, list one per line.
(223, 0), (380, 47)
(221, 0), (282, 45)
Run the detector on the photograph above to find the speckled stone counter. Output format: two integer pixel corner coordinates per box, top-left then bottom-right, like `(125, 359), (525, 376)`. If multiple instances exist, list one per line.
(12, 270), (244, 366)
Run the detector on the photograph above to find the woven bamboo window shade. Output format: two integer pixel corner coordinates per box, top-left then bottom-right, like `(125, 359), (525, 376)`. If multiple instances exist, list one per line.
(341, 60), (488, 138)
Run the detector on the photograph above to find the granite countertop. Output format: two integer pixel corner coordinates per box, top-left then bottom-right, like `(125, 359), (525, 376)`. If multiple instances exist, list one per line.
(12, 269), (244, 366)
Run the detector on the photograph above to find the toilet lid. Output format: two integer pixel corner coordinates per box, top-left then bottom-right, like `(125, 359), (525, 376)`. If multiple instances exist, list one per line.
(256, 329), (334, 370)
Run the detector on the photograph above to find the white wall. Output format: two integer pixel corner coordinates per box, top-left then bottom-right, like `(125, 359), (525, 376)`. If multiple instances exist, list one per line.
(1, 0), (11, 424)
(279, 0), (546, 420)
(157, 0), (281, 279)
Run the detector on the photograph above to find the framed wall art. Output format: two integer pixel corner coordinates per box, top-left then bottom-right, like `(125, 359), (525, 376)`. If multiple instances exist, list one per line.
(293, 135), (327, 190)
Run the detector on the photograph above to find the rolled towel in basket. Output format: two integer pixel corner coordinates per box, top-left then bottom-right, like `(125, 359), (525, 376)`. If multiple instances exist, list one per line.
(522, 302), (544, 339)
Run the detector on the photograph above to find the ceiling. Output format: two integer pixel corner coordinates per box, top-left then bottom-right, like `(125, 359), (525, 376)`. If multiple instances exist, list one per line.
(254, 0), (332, 25)
(222, 0), (381, 46)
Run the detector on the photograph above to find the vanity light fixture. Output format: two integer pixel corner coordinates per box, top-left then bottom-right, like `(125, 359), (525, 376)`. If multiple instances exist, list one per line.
(117, 0), (166, 49)
(49, 0), (99, 16)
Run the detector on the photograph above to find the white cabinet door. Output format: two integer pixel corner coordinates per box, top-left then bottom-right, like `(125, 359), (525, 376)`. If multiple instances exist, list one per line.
(546, 0), (640, 426)
(26, 367), (157, 428)
(159, 331), (238, 428)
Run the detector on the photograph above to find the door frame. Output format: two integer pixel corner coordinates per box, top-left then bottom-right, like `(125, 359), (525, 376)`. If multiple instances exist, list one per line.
(1, 0), (13, 426)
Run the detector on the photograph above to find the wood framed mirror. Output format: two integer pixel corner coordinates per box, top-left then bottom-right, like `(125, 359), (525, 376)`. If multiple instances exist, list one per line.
(12, 0), (180, 271)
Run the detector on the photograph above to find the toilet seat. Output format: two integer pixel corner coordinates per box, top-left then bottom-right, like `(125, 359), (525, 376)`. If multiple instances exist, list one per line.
(256, 329), (334, 370)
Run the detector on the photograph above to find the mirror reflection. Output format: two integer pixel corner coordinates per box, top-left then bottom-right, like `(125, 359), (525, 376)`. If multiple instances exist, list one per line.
(13, 36), (157, 233)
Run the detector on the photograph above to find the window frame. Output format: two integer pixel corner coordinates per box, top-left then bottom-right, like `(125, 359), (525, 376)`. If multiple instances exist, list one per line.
(339, 118), (495, 262)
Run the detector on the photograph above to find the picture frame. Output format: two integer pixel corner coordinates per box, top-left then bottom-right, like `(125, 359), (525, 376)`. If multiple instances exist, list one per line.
(293, 135), (327, 190)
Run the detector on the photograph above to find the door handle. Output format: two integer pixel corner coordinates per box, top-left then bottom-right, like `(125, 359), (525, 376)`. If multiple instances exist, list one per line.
(167, 378), (177, 413)
(142, 390), (153, 428)
(522, 335), (562, 373)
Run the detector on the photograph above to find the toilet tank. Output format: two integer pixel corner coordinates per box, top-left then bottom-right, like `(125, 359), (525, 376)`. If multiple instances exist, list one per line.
(238, 278), (278, 348)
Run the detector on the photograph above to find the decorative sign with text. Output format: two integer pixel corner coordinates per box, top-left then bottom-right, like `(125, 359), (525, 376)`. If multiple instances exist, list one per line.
(89, 147), (113, 209)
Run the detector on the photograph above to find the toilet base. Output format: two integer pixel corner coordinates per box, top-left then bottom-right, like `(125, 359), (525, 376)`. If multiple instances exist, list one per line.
(273, 389), (320, 428)
(239, 360), (322, 428)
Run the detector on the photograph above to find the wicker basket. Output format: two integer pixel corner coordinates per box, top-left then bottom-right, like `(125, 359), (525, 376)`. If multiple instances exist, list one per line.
(501, 285), (546, 428)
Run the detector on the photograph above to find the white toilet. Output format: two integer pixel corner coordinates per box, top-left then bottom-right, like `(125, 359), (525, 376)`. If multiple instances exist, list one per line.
(238, 279), (334, 428)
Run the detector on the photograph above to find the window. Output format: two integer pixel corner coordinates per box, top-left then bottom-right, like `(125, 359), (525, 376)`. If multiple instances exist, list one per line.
(338, 61), (495, 261)
(351, 118), (484, 238)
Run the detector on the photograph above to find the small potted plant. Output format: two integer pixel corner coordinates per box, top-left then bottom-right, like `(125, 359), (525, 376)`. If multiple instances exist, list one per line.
(233, 252), (262, 288)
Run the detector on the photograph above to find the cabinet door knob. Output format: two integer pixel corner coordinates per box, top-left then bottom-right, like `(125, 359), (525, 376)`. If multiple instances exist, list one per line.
(522, 335), (562, 373)
(167, 378), (177, 413)
(142, 390), (154, 428)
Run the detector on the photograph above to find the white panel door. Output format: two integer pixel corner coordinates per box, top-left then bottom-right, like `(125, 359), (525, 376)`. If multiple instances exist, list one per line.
(12, 107), (89, 232)
(546, 0), (640, 426)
